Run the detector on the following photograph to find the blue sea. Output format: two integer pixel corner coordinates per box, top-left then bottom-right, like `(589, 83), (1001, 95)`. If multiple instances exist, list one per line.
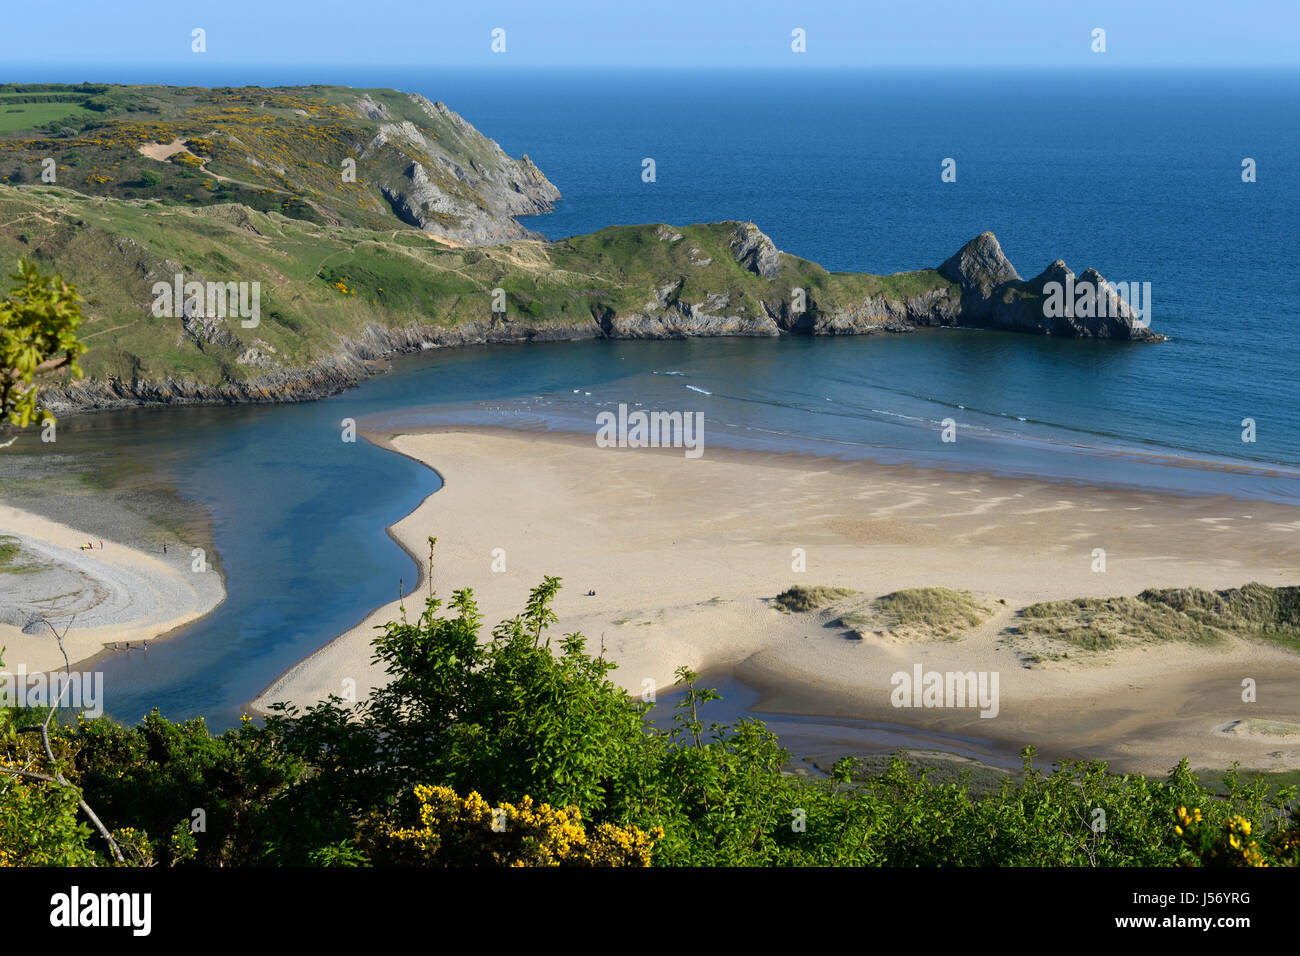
(424, 67), (1300, 474)
(7, 66), (1300, 726)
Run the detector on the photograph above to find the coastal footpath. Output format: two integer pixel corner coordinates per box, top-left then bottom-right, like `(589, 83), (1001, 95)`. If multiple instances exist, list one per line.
(0, 83), (1159, 417)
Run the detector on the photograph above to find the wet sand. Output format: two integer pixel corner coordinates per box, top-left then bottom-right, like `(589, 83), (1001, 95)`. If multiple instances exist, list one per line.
(0, 504), (224, 673)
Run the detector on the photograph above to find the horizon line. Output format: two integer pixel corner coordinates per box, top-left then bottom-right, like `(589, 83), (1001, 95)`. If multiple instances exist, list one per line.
(5, 63), (1300, 75)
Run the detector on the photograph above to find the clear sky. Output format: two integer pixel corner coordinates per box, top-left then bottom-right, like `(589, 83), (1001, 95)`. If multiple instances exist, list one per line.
(2, 0), (1298, 71)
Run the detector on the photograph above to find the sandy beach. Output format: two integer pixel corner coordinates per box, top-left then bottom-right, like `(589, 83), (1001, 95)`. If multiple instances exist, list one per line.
(0, 504), (225, 673)
(256, 426), (1300, 775)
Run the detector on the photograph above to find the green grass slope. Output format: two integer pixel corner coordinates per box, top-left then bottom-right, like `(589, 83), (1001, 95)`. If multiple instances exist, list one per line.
(0, 183), (956, 395)
(0, 83), (555, 238)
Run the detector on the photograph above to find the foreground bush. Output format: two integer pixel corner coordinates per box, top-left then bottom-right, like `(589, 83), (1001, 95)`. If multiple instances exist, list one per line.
(2, 565), (1298, 866)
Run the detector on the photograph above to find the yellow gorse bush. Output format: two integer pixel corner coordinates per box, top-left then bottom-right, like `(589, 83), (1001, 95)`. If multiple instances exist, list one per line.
(1176, 806), (1268, 867)
(384, 784), (662, 867)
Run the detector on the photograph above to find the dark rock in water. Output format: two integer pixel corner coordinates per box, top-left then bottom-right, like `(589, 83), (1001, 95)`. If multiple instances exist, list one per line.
(939, 233), (1162, 342)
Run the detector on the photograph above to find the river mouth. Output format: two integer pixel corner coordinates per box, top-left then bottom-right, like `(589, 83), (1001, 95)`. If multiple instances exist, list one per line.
(6, 336), (1300, 732)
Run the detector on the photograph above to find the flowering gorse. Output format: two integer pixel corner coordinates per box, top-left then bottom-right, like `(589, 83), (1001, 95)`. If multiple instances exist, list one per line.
(380, 784), (661, 867)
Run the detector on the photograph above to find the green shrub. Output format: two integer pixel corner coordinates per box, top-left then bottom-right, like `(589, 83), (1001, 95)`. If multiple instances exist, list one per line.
(773, 585), (855, 612)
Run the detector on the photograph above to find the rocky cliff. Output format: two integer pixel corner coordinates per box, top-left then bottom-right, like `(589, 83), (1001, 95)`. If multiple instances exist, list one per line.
(0, 84), (561, 245)
(369, 95), (560, 243)
(572, 224), (1157, 344)
(33, 222), (1161, 416)
(938, 232), (1160, 341)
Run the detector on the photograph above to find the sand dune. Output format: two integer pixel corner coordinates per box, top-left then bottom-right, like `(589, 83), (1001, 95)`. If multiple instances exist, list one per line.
(255, 427), (1300, 775)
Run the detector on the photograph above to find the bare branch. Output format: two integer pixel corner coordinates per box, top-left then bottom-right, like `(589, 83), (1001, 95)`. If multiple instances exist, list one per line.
(0, 766), (62, 786)
(37, 615), (124, 864)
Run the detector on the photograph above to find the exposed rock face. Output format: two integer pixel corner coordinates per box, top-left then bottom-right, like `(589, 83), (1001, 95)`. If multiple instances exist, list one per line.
(604, 302), (780, 339)
(353, 94), (389, 120)
(605, 271), (780, 338)
(938, 232), (1161, 341)
(730, 222), (783, 277)
(939, 231), (1021, 297)
(1011, 263), (1156, 340)
(809, 288), (962, 334)
(366, 95), (561, 244)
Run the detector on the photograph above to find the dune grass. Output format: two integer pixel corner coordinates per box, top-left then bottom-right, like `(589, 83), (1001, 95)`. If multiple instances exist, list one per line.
(1014, 582), (1300, 655)
(0, 535), (20, 567)
(1222, 718), (1300, 738)
(0, 534), (43, 574)
(773, 585), (856, 613)
(838, 587), (993, 641)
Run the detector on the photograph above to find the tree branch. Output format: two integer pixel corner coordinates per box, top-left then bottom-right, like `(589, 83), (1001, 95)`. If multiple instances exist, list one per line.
(33, 616), (125, 864)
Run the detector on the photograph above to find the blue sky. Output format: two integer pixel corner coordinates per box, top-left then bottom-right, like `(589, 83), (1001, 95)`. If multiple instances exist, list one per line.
(3, 0), (1298, 71)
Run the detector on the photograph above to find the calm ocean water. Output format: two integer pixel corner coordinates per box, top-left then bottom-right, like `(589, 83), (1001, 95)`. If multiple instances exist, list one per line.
(435, 67), (1300, 473)
(6, 66), (1300, 725)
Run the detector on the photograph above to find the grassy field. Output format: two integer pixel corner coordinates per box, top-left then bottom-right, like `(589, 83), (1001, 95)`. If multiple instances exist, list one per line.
(0, 99), (98, 133)
(0, 83), (557, 233)
(1195, 766), (1300, 799)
